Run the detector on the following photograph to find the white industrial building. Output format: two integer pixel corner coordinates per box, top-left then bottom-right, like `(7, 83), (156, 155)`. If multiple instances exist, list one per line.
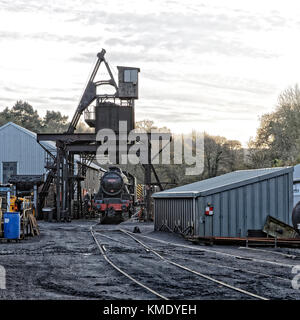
(0, 122), (56, 183)
(0, 122), (101, 194)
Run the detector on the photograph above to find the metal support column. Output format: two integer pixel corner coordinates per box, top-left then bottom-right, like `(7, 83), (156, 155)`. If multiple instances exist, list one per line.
(144, 136), (152, 221)
(56, 148), (61, 221)
(62, 157), (67, 221)
(33, 184), (37, 217)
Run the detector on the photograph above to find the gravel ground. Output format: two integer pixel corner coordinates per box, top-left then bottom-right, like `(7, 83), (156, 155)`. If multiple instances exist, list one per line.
(0, 219), (300, 300)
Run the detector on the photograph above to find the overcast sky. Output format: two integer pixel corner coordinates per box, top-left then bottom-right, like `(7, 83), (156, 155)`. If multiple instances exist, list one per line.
(0, 0), (300, 145)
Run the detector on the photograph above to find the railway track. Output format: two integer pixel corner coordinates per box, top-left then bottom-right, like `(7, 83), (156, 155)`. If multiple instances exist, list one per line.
(134, 240), (292, 283)
(90, 226), (168, 300)
(92, 230), (292, 282)
(90, 225), (269, 300)
(127, 232), (297, 268)
(126, 231), (300, 285)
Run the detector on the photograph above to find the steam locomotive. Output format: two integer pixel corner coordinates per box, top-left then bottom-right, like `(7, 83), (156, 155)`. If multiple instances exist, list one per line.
(92, 166), (136, 224)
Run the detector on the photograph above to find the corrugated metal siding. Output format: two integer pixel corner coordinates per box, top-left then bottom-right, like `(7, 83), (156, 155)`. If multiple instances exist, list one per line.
(0, 125), (46, 182)
(153, 167), (292, 198)
(200, 173), (293, 237)
(154, 198), (194, 233)
(154, 169), (293, 237)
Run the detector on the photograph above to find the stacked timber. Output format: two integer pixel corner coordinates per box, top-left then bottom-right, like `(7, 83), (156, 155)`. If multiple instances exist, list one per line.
(20, 210), (40, 238)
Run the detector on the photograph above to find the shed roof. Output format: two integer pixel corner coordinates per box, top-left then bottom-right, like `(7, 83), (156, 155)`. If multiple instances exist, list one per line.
(153, 167), (293, 198)
(0, 122), (106, 172)
(0, 122), (56, 152)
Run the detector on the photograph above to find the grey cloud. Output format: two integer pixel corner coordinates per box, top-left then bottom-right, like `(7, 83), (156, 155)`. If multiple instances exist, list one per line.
(0, 3), (285, 61)
(141, 88), (265, 112)
(136, 105), (252, 126)
(0, 31), (101, 45)
(70, 50), (173, 65)
(0, 0), (290, 139)
(136, 109), (213, 124)
(1, 0), (289, 37)
(142, 69), (276, 96)
(69, 52), (95, 63)
(96, 13), (278, 60)
(0, 97), (20, 104)
(140, 91), (267, 120)
(2, 86), (16, 93)
(48, 96), (77, 102)
(26, 97), (51, 104)
(1, 0), (75, 14)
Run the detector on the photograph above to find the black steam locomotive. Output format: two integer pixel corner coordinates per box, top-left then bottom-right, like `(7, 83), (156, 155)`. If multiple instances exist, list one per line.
(92, 166), (136, 224)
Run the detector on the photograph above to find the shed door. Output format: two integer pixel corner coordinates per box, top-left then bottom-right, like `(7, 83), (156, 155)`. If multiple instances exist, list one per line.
(2, 162), (17, 184)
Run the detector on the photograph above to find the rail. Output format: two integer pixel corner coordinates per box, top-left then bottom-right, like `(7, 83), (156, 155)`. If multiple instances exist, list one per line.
(90, 224), (270, 300)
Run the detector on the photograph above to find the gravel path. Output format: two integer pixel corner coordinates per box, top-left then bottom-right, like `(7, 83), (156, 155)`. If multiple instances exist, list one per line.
(0, 219), (299, 300)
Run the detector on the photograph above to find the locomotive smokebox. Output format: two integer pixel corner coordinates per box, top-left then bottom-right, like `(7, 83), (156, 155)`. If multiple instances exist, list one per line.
(95, 102), (134, 134)
(101, 170), (124, 196)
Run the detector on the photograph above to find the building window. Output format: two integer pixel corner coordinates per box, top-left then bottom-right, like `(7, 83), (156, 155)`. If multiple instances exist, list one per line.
(124, 69), (138, 84)
(2, 162), (17, 184)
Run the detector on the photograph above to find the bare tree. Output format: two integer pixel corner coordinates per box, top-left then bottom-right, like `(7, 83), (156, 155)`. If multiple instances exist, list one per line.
(248, 84), (300, 167)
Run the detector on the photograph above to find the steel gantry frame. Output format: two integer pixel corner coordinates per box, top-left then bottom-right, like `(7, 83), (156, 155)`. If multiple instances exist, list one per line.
(37, 49), (165, 221)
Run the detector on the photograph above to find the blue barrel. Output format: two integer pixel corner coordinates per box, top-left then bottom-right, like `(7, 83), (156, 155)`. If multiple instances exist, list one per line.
(4, 212), (20, 239)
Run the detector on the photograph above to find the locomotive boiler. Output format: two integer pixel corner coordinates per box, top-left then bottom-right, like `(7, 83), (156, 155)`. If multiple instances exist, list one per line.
(92, 166), (136, 224)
